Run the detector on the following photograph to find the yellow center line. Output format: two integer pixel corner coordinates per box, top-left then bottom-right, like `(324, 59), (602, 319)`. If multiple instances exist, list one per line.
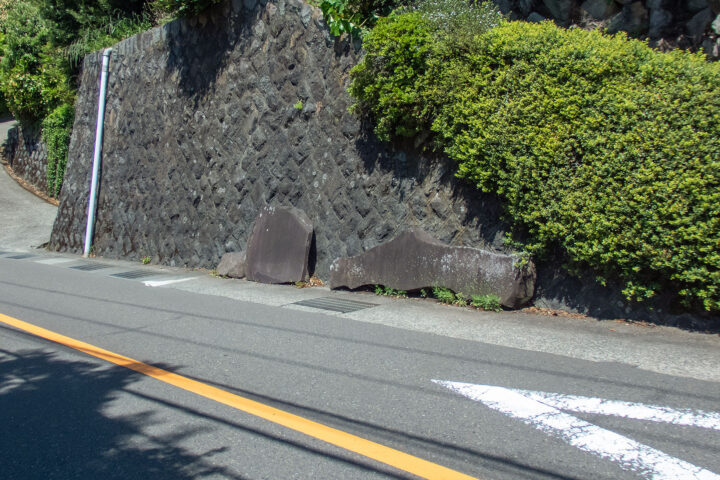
(0, 312), (480, 480)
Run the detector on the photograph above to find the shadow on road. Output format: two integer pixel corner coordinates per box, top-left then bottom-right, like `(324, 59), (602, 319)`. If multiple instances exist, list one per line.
(0, 344), (419, 479)
(0, 348), (239, 479)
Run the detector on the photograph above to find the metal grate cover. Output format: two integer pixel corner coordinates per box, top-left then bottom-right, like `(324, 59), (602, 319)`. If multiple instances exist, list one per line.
(292, 297), (377, 314)
(70, 263), (112, 271)
(111, 270), (159, 279)
(6, 254), (36, 260)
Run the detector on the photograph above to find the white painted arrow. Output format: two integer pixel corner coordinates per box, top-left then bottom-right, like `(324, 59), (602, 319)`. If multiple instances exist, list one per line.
(515, 389), (720, 431)
(433, 380), (720, 480)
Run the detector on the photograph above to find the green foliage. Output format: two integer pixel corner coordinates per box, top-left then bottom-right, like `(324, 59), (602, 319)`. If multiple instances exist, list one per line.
(36, 0), (147, 47)
(42, 103), (74, 197)
(142, 255), (151, 264)
(471, 294), (501, 311)
(374, 285), (408, 297)
(432, 286), (455, 304)
(348, 11), (436, 139)
(0, 0), (154, 193)
(414, 0), (503, 47)
(453, 291), (467, 307)
(150, 0), (222, 17)
(63, 13), (152, 68)
(294, 100), (303, 110)
(0, 0), (68, 120)
(0, 54), (73, 121)
(317, 0), (402, 37)
(349, 0), (502, 139)
(350, 11), (720, 312)
(0, 1), (49, 68)
(0, 0), (151, 121)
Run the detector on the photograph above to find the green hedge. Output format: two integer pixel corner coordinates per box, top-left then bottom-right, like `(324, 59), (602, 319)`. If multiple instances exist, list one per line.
(350, 9), (720, 311)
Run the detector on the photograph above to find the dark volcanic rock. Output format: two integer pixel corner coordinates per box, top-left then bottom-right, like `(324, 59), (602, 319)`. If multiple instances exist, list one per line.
(245, 206), (313, 284)
(2, 124), (49, 194)
(329, 228), (536, 308)
(216, 251), (246, 278)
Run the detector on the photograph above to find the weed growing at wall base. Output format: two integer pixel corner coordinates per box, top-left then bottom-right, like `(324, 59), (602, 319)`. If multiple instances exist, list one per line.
(471, 294), (501, 312)
(432, 286), (455, 304)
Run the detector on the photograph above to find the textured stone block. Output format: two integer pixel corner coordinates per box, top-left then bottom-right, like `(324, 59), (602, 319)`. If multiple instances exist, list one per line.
(245, 206), (313, 284)
(329, 228), (536, 309)
(687, 7), (714, 38)
(217, 251), (246, 278)
(581, 0), (619, 20)
(543, 0), (572, 24)
(2, 124), (49, 194)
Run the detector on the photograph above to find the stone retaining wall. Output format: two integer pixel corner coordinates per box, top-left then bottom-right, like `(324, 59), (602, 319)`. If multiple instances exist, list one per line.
(2, 123), (49, 194)
(50, 0), (508, 278)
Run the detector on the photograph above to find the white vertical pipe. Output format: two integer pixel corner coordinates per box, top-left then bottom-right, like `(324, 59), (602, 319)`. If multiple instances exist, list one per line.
(83, 48), (112, 258)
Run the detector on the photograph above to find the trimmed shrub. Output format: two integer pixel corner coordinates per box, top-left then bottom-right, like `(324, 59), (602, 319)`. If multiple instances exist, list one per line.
(349, 11), (437, 139)
(350, 7), (720, 311)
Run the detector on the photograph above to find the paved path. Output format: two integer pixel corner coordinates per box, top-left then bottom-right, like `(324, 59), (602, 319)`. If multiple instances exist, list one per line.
(0, 119), (58, 251)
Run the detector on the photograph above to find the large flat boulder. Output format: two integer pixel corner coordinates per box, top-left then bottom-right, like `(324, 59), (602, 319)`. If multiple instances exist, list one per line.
(245, 206), (313, 284)
(329, 228), (535, 308)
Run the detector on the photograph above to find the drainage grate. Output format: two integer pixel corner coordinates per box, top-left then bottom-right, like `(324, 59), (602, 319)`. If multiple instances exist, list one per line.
(111, 270), (159, 280)
(70, 263), (111, 272)
(292, 297), (377, 314)
(6, 254), (36, 260)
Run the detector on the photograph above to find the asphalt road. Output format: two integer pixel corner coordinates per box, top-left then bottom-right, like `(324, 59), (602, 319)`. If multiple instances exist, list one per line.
(1, 254), (718, 480)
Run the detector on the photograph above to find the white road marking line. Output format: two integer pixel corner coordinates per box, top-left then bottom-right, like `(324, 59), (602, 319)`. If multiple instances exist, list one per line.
(434, 380), (720, 480)
(143, 277), (196, 287)
(517, 389), (720, 431)
(33, 258), (76, 265)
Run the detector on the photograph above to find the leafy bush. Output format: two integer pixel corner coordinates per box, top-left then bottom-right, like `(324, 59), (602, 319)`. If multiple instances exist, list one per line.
(1, 0), (154, 194)
(0, 0), (69, 120)
(470, 294), (501, 311)
(43, 103), (74, 197)
(350, 8), (720, 311)
(349, 11), (436, 138)
(317, 0), (404, 37)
